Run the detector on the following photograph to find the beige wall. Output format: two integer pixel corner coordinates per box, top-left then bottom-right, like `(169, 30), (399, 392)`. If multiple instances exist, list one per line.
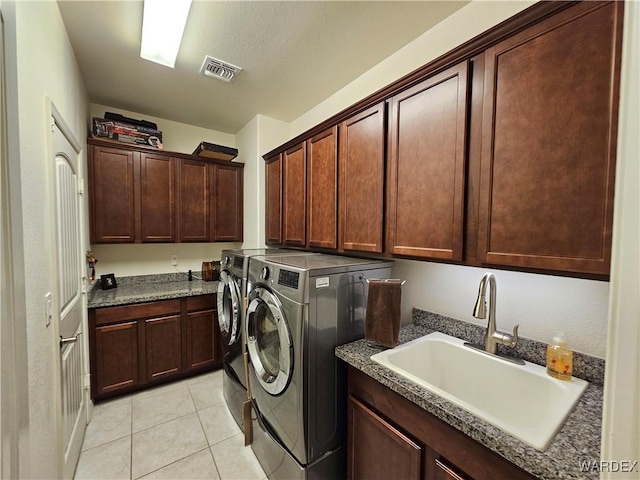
(288, 0), (612, 358)
(7, 1), (89, 476)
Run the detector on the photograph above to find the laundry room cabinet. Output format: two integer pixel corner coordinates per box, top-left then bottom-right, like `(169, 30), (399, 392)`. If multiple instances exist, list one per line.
(265, 154), (283, 245)
(307, 126), (338, 249)
(339, 102), (386, 253)
(262, 1), (623, 279)
(266, 107), (386, 254)
(89, 294), (220, 400)
(282, 142), (307, 247)
(476, 1), (622, 275)
(88, 138), (243, 244)
(386, 62), (468, 261)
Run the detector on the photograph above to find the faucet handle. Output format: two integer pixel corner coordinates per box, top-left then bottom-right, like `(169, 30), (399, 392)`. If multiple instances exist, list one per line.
(509, 324), (520, 347)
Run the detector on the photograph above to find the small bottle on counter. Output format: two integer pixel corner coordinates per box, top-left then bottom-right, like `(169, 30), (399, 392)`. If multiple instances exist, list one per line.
(188, 270), (193, 281)
(546, 333), (573, 381)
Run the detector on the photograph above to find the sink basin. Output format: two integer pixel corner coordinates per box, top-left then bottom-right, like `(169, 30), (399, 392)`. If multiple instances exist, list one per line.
(370, 332), (588, 451)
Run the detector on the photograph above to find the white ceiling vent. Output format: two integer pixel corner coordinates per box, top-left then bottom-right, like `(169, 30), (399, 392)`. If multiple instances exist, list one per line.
(199, 56), (242, 83)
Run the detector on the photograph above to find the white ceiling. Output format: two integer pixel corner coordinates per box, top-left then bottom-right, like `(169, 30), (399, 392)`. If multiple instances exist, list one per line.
(58, 1), (468, 134)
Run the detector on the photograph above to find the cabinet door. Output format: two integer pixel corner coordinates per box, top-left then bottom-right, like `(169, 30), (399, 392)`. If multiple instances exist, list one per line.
(178, 159), (210, 242)
(212, 164), (243, 242)
(339, 103), (385, 253)
(478, 2), (622, 275)
(140, 153), (175, 242)
(185, 309), (218, 370)
(307, 127), (338, 249)
(89, 146), (136, 243)
(265, 154), (283, 245)
(94, 321), (139, 396)
(387, 62), (468, 260)
(282, 143), (307, 247)
(348, 396), (422, 480)
(144, 315), (182, 382)
(435, 459), (469, 480)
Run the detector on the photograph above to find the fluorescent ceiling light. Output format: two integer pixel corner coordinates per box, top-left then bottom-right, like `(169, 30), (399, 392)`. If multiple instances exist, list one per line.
(140, 0), (192, 68)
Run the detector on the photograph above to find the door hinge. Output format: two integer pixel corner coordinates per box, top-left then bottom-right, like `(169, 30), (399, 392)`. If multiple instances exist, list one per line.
(51, 117), (56, 133)
(78, 178), (85, 195)
(84, 374), (91, 390)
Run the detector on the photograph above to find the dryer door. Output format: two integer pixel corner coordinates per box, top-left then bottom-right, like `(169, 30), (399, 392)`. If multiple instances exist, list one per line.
(246, 286), (293, 396)
(217, 270), (242, 346)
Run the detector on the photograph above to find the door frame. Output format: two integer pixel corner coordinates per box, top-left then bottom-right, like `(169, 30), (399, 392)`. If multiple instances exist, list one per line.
(46, 98), (91, 478)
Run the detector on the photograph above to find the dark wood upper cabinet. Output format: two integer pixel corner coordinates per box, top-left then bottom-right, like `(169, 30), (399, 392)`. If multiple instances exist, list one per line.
(89, 145), (136, 243)
(265, 154), (283, 245)
(339, 103), (386, 253)
(88, 139), (243, 244)
(477, 1), (622, 275)
(212, 163), (243, 242)
(307, 127), (338, 249)
(178, 158), (210, 242)
(387, 62), (468, 260)
(282, 143), (307, 247)
(140, 153), (176, 242)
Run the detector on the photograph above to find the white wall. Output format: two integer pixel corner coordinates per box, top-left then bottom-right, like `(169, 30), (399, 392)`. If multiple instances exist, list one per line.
(90, 103), (236, 155)
(7, 1), (89, 477)
(286, 0), (613, 357)
(88, 104), (242, 276)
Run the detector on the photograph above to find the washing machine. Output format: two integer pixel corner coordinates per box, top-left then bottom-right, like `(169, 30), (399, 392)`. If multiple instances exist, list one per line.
(245, 254), (393, 479)
(216, 248), (314, 428)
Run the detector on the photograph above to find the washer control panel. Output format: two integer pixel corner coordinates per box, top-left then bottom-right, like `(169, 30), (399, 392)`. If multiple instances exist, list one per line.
(278, 269), (299, 289)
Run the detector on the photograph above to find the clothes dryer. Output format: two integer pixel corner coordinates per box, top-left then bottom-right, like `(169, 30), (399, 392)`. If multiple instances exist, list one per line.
(216, 248), (315, 428)
(245, 254), (393, 479)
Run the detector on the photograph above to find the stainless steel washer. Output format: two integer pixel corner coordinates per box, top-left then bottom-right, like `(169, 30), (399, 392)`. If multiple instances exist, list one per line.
(216, 248), (314, 428)
(245, 254), (393, 479)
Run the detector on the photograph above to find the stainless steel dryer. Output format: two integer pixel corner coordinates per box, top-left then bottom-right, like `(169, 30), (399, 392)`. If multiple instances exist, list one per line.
(217, 248), (314, 428)
(245, 254), (393, 480)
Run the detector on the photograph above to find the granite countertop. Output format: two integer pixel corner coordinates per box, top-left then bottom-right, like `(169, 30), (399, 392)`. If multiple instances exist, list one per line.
(336, 310), (604, 480)
(88, 273), (218, 308)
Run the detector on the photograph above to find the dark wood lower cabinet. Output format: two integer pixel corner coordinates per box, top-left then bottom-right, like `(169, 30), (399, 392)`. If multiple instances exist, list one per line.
(94, 321), (139, 396)
(144, 314), (183, 382)
(89, 294), (220, 401)
(348, 367), (535, 480)
(348, 396), (422, 480)
(185, 295), (219, 370)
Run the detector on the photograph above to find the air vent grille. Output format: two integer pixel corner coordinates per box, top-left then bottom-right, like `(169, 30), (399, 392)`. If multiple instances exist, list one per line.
(199, 56), (242, 83)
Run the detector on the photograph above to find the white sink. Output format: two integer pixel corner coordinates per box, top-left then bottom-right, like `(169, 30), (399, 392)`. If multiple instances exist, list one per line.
(370, 331), (588, 451)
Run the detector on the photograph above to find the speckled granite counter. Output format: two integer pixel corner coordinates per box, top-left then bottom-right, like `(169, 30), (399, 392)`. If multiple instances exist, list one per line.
(336, 310), (604, 480)
(88, 273), (218, 308)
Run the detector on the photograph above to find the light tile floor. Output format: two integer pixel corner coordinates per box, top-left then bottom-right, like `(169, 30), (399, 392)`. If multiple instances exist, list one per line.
(74, 370), (267, 480)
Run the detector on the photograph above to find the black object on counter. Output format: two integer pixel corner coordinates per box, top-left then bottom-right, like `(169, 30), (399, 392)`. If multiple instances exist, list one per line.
(188, 270), (193, 281)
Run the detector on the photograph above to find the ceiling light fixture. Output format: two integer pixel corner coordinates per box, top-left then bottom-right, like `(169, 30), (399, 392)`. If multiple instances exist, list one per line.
(140, 0), (192, 68)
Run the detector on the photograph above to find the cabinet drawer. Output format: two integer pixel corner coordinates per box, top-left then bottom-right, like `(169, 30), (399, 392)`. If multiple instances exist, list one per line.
(186, 294), (216, 312)
(94, 299), (181, 326)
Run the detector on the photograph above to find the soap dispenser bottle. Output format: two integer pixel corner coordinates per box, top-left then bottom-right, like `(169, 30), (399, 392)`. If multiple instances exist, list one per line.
(546, 333), (573, 381)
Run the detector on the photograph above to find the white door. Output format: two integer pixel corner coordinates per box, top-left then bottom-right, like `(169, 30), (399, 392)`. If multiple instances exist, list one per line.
(51, 108), (87, 479)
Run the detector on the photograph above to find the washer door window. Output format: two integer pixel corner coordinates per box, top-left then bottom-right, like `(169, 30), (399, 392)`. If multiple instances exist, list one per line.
(217, 270), (241, 346)
(246, 286), (293, 396)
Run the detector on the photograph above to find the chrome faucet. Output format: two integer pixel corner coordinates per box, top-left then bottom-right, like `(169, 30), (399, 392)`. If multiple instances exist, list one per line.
(472, 273), (519, 355)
